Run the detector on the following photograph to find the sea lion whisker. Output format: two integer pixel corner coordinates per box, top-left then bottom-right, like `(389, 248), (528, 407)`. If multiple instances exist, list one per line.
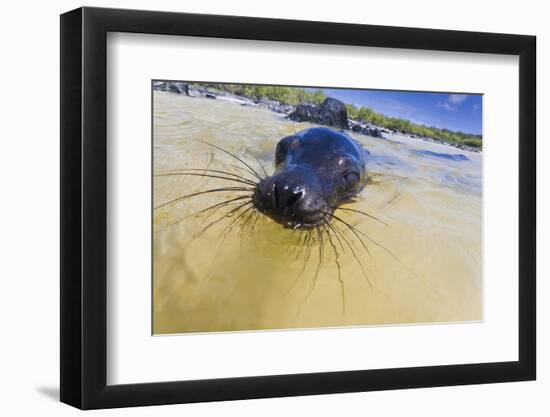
(196, 195), (253, 218)
(328, 211), (411, 273)
(225, 163), (263, 179)
(192, 200), (252, 240)
(248, 212), (263, 245)
(310, 226), (324, 295)
(157, 196), (250, 231)
(324, 224), (345, 315)
(164, 195), (252, 229)
(253, 155), (270, 178)
(294, 231), (310, 260)
(284, 236), (298, 257)
(332, 206), (390, 228)
(239, 208), (258, 251)
(250, 212), (261, 233)
(185, 168), (257, 183)
(156, 168), (258, 184)
(284, 231), (306, 260)
(286, 231), (313, 296)
(332, 212), (414, 279)
(249, 211), (262, 233)
(327, 220), (346, 254)
(202, 199), (251, 222)
(154, 186), (254, 210)
(242, 209), (258, 233)
(297, 227), (324, 316)
(218, 204), (255, 247)
(286, 231), (304, 258)
(198, 140), (263, 180)
(202, 203), (255, 263)
(326, 221), (373, 289)
(324, 211), (372, 257)
(154, 172), (257, 187)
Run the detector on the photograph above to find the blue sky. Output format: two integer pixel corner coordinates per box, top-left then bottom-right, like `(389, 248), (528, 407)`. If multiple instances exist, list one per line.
(320, 88), (483, 135)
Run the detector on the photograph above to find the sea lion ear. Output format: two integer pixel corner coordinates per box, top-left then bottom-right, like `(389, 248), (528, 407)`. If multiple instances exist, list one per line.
(275, 137), (292, 166)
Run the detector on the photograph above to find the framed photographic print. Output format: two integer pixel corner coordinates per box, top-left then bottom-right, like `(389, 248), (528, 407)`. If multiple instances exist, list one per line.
(60, 6), (536, 409)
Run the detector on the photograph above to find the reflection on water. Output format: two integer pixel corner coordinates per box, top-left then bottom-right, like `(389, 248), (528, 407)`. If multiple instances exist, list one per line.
(153, 91), (482, 334)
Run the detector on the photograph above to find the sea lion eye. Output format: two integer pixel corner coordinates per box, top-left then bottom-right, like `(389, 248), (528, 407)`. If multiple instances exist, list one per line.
(344, 172), (360, 190)
(275, 140), (290, 166)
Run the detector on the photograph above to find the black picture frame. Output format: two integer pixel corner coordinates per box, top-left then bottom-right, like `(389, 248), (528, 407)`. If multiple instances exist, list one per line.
(60, 6), (536, 410)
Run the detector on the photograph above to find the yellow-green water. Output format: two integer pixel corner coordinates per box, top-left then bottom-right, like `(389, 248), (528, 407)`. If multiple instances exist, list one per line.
(153, 91), (482, 334)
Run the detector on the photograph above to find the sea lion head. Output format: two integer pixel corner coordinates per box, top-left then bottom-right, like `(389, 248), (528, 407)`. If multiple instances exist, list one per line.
(253, 127), (368, 229)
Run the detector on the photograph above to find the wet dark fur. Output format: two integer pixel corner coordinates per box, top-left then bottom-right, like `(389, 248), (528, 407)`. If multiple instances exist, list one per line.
(253, 127), (370, 229)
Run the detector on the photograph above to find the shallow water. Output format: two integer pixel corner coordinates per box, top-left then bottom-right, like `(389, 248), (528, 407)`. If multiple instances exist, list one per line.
(153, 91), (482, 334)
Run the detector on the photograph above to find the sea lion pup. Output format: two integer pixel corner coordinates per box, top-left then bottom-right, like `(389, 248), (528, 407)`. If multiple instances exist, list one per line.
(253, 127), (369, 230)
(154, 126), (399, 304)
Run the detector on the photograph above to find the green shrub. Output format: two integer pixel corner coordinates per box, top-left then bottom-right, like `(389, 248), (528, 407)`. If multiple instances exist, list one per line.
(193, 83), (482, 148)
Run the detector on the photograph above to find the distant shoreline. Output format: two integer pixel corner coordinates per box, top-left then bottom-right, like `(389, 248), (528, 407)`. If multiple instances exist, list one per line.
(153, 81), (482, 153)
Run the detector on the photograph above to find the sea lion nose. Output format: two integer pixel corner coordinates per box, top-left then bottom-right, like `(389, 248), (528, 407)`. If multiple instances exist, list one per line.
(272, 181), (305, 211)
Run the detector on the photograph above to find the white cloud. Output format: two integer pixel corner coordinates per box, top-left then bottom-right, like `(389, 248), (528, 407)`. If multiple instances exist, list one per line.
(437, 94), (468, 112)
(437, 101), (458, 112)
(448, 94), (468, 104)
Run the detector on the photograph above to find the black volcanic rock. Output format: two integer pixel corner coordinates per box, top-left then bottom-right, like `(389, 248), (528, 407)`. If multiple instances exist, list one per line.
(349, 120), (384, 138)
(153, 81), (189, 95)
(289, 98), (349, 129)
(289, 103), (318, 122)
(317, 98), (349, 129)
(364, 127), (383, 138)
